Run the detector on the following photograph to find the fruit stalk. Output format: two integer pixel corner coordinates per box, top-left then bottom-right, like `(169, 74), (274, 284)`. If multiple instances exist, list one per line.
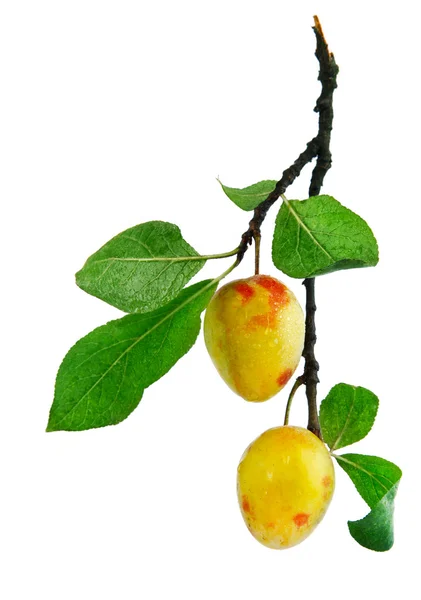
(253, 230), (261, 275)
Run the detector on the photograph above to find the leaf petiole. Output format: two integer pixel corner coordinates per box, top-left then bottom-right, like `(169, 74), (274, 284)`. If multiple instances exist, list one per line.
(98, 247), (240, 264)
(89, 247), (240, 264)
(212, 258), (240, 285)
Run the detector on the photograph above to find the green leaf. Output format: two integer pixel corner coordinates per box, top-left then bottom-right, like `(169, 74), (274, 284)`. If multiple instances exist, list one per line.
(335, 454), (402, 509)
(47, 279), (216, 432)
(334, 454), (402, 551)
(218, 179), (277, 211)
(320, 383), (379, 450)
(76, 221), (206, 314)
(272, 195), (379, 278)
(347, 483), (399, 552)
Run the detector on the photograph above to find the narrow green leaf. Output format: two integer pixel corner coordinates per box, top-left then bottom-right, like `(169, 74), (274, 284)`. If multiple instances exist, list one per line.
(334, 454), (401, 552)
(348, 482), (400, 552)
(47, 280), (216, 432)
(76, 221), (205, 313)
(335, 454), (402, 509)
(218, 179), (277, 211)
(272, 195), (379, 278)
(320, 383), (379, 450)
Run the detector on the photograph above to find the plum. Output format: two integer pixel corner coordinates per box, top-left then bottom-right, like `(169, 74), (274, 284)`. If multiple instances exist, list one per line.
(237, 426), (335, 549)
(204, 275), (305, 402)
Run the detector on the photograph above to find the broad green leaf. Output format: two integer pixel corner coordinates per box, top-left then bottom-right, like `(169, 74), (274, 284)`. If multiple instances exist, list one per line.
(319, 383), (379, 450)
(218, 179), (277, 211)
(335, 454), (402, 509)
(47, 280), (216, 432)
(334, 454), (401, 551)
(348, 482), (400, 552)
(272, 195), (379, 278)
(76, 221), (205, 314)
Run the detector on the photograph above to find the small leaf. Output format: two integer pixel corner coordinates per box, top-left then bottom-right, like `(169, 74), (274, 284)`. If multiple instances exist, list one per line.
(47, 280), (216, 432)
(218, 179), (277, 211)
(334, 454), (401, 551)
(320, 383), (379, 450)
(76, 221), (205, 313)
(272, 195), (379, 278)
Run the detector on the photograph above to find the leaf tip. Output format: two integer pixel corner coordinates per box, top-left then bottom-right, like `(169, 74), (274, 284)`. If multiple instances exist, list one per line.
(348, 520), (394, 552)
(74, 267), (86, 290)
(45, 419), (56, 433)
(46, 403), (60, 432)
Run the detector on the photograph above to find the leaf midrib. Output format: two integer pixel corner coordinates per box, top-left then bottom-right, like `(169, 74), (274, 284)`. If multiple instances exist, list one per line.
(284, 198), (334, 261)
(232, 190), (273, 199)
(330, 387), (356, 450)
(88, 255), (206, 265)
(333, 454), (397, 494)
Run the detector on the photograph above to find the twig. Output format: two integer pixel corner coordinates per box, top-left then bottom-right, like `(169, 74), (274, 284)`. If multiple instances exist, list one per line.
(302, 278), (320, 436)
(236, 18), (338, 265)
(283, 376), (304, 426)
(236, 140), (319, 263)
(303, 16), (338, 439)
(309, 16), (338, 197)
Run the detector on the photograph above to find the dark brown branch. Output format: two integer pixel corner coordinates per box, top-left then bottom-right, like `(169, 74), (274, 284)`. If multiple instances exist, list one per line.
(236, 138), (319, 262)
(303, 16), (338, 439)
(235, 16), (339, 439)
(236, 17), (338, 265)
(309, 15), (338, 197)
(302, 278), (320, 436)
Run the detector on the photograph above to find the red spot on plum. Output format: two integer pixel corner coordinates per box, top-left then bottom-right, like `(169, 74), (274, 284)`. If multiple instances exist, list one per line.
(322, 475), (332, 488)
(255, 275), (289, 306)
(254, 275), (290, 327)
(244, 276), (290, 331)
(235, 282), (255, 303)
(267, 522), (275, 529)
(247, 313), (269, 330)
(242, 496), (251, 514)
(293, 513), (310, 528)
(277, 368), (293, 387)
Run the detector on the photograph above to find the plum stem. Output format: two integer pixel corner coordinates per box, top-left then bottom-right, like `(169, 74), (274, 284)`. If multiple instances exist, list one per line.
(284, 376), (304, 426)
(254, 231), (261, 274)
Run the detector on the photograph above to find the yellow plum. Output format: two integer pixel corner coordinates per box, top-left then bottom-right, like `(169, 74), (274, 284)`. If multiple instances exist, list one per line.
(237, 426), (335, 549)
(203, 275), (305, 402)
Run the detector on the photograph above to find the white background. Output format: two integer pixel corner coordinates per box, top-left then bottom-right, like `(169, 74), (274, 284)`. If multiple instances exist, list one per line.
(1, 1), (419, 598)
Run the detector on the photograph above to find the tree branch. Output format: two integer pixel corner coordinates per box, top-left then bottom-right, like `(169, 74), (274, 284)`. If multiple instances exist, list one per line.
(303, 16), (338, 439)
(235, 16), (339, 439)
(236, 17), (338, 265)
(236, 138), (319, 262)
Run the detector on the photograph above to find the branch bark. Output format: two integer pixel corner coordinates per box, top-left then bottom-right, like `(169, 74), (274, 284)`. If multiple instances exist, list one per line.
(304, 16), (338, 439)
